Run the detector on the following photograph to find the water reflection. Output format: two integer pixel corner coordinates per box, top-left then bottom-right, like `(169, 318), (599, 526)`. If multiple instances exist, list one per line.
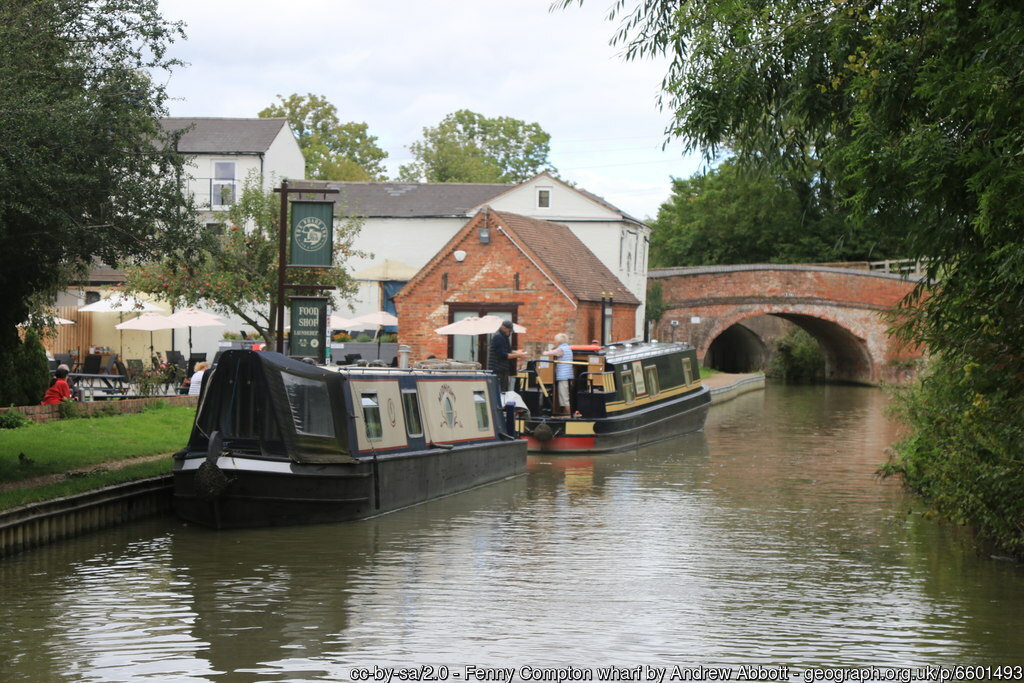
(3, 385), (1024, 681)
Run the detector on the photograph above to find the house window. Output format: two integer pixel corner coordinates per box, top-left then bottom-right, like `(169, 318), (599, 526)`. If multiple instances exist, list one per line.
(442, 273), (448, 290)
(473, 390), (490, 430)
(211, 161), (237, 208)
(537, 188), (551, 209)
(514, 273), (520, 290)
(205, 222), (224, 237)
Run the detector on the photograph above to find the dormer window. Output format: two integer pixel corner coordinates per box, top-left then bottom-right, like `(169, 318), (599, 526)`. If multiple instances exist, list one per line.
(537, 187), (551, 209)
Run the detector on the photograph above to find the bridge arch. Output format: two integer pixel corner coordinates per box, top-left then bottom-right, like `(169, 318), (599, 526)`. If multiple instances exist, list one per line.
(649, 264), (922, 385)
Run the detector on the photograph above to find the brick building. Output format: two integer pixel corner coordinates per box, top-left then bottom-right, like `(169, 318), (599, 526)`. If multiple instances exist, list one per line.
(394, 209), (639, 363)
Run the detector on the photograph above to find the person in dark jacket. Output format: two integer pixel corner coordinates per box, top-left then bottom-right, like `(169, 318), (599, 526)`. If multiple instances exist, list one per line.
(487, 319), (526, 392)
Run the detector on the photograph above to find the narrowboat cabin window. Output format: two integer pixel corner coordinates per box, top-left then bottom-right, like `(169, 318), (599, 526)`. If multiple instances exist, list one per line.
(644, 366), (660, 396)
(361, 393), (383, 441)
(474, 390), (489, 430)
(281, 372), (334, 437)
(632, 360), (647, 395)
(621, 372), (636, 404)
(402, 390), (423, 438)
(682, 359), (693, 386)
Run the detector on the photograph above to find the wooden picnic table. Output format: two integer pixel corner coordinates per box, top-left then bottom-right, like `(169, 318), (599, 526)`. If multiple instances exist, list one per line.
(68, 372), (128, 399)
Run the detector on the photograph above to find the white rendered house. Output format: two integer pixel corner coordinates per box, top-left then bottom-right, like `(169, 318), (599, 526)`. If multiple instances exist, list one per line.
(297, 172), (651, 337)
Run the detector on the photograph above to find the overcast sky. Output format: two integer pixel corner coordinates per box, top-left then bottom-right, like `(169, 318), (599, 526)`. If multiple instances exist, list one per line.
(156, 0), (705, 220)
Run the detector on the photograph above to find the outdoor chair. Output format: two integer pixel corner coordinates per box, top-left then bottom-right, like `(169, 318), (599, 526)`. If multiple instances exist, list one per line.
(187, 353), (207, 376)
(166, 350), (186, 371)
(81, 354), (102, 374)
(127, 359), (144, 381)
(101, 353), (118, 374)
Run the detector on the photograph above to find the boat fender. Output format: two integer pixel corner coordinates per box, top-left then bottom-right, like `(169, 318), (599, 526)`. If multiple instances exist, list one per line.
(196, 431), (232, 501)
(196, 460), (231, 501)
(532, 421), (554, 442)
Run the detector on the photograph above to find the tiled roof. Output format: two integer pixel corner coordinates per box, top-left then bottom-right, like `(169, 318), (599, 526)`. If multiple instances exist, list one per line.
(292, 180), (512, 218)
(492, 211), (640, 305)
(160, 117), (290, 154)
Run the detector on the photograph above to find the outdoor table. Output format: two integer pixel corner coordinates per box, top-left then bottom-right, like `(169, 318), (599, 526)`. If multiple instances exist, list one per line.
(68, 372), (128, 400)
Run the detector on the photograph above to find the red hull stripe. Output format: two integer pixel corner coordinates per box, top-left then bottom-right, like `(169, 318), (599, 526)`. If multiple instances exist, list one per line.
(526, 435), (597, 452)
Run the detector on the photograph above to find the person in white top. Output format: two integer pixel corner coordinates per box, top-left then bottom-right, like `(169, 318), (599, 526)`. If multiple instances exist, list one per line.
(541, 333), (574, 415)
(187, 361), (210, 396)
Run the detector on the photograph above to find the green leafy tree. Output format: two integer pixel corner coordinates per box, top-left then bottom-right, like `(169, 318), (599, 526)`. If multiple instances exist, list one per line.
(0, 0), (197, 405)
(15, 330), (52, 407)
(123, 173), (366, 348)
(259, 94), (388, 181)
(567, 0), (1024, 554)
(650, 160), (897, 267)
(399, 109), (556, 183)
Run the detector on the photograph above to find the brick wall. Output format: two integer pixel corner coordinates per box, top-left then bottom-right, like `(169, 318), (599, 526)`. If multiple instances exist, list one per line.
(396, 215), (638, 361)
(0, 395), (198, 424)
(649, 266), (923, 384)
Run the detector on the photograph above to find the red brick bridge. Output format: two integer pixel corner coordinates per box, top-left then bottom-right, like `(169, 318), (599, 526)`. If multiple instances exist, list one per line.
(648, 264), (924, 385)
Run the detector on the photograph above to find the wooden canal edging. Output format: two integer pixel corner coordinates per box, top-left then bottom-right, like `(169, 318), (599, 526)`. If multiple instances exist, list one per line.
(0, 476), (173, 559)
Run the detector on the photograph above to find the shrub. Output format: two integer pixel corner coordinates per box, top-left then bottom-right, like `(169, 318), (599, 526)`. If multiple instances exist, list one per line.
(884, 355), (1024, 558)
(767, 328), (825, 383)
(0, 411), (30, 430)
(57, 398), (79, 419)
(17, 330), (52, 405)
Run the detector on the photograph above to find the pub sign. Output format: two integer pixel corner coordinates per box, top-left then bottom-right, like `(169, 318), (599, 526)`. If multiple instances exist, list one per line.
(289, 296), (327, 363)
(290, 201), (334, 267)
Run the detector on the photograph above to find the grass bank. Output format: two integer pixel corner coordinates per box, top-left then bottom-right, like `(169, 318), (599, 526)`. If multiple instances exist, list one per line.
(0, 403), (194, 511)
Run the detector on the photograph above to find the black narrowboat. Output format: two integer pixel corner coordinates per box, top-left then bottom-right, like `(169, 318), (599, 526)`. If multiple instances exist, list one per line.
(515, 341), (710, 453)
(173, 350), (526, 529)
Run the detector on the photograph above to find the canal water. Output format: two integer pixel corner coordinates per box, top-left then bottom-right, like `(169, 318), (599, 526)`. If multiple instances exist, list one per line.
(3, 384), (1024, 682)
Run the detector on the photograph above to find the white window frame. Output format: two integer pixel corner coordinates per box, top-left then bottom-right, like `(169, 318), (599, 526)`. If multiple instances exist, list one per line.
(536, 187), (552, 209)
(211, 160), (237, 209)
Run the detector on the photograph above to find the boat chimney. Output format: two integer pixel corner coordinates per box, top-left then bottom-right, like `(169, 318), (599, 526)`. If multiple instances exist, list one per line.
(398, 345), (411, 368)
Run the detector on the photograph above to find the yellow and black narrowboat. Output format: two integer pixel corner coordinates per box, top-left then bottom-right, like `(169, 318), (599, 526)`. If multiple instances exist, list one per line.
(515, 341), (710, 453)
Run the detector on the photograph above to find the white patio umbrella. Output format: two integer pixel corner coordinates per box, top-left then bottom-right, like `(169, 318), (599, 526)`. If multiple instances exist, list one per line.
(346, 310), (399, 361)
(347, 311), (399, 328)
(78, 293), (163, 313)
(328, 313), (356, 329)
(166, 307), (225, 355)
(115, 313), (187, 357)
(435, 315), (526, 335)
(79, 294), (164, 357)
(18, 314), (75, 327)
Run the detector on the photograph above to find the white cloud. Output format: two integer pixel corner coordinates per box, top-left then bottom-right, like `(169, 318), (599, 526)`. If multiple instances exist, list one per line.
(157, 0), (703, 219)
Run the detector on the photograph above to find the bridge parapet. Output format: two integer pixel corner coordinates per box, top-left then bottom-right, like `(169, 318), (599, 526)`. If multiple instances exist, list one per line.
(649, 264), (924, 385)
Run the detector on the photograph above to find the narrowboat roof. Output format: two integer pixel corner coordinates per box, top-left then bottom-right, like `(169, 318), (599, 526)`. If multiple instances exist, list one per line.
(188, 351), (502, 466)
(601, 341), (696, 365)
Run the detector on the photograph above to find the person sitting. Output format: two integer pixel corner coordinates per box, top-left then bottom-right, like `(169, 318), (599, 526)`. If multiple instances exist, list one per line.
(41, 365), (72, 405)
(188, 361), (210, 396)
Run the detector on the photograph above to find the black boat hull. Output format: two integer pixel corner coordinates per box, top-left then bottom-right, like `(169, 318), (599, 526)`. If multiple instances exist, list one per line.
(173, 439), (526, 529)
